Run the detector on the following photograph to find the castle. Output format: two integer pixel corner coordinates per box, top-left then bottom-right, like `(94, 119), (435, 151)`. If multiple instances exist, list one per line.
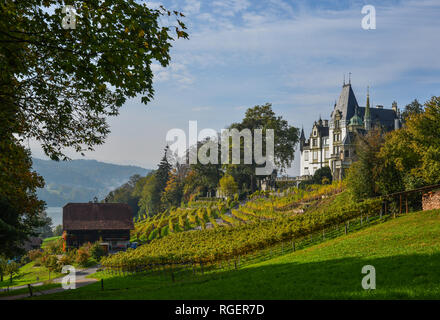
(299, 81), (401, 180)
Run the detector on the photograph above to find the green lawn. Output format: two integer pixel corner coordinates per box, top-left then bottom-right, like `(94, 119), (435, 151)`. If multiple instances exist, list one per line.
(0, 283), (60, 298)
(33, 209), (440, 299)
(0, 261), (62, 288)
(41, 236), (61, 248)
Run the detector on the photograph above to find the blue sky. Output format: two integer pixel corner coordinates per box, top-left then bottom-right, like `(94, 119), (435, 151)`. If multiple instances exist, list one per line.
(31, 0), (440, 176)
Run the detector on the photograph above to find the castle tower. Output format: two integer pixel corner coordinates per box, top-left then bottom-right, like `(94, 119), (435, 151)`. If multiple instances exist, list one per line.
(299, 127), (305, 152)
(364, 86), (371, 131)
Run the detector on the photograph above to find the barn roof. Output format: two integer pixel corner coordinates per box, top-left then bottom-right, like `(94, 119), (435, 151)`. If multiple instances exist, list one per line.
(63, 203), (134, 231)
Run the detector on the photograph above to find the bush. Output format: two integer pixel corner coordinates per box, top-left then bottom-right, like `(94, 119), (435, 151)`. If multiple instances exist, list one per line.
(89, 242), (106, 261)
(45, 237), (64, 255)
(66, 248), (77, 262)
(41, 254), (61, 275)
(28, 249), (42, 261)
(57, 254), (73, 268)
(20, 255), (30, 265)
(76, 248), (91, 267)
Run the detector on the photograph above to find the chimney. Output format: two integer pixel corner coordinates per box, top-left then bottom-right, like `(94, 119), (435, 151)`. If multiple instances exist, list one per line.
(392, 101), (398, 113)
(394, 118), (400, 130)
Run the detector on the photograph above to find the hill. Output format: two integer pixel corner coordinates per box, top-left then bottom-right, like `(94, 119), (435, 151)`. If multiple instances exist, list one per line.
(33, 209), (440, 299)
(32, 158), (150, 207)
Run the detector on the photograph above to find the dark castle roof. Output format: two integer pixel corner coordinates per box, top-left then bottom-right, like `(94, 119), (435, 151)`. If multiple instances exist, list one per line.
(331, 83), (359, 121)
(317, 126), (329, 137)
(330, 83), (398, 130)
(63, 203), (134, 231)
(357, 107), (398, 131)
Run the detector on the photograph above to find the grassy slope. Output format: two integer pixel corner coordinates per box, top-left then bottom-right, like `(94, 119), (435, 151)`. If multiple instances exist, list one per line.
(34, 209), (440, 300)
(42, 236), (61, 248)
(0, 261), (62, 288)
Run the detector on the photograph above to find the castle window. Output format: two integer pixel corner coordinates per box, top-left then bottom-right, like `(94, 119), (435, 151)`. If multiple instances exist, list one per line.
(312, 138), (317, 147)
(313, 151), (318, 160)
(304, 151), (309, 161)
(325, 150), (330, 159)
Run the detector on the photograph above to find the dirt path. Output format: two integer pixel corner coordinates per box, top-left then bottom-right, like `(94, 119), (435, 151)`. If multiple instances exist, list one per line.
(0, 266), (99, 300)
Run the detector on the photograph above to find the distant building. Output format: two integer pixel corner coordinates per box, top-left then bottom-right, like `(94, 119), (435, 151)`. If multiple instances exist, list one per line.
(300, 81), (401, 180)
(63, 203), (134, 251)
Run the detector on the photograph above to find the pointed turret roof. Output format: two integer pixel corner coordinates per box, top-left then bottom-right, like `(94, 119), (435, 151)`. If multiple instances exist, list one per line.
(332, 83), (359, 121)
(364, 86), (371, 121)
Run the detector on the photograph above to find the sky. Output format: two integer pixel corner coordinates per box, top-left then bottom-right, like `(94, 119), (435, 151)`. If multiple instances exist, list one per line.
(30, 0), (440, 176)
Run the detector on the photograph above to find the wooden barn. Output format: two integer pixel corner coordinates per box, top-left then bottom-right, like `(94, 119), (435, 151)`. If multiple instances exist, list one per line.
(63, 203), (134, 252)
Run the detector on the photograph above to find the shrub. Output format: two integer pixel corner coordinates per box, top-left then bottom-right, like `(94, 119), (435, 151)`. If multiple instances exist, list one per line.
(57, 254), (73, 268)
(45, 237), (64, 255)
(41, 254), (61, 278)
(28, 249), (42, 261)
(20, 255), (30, 265)
(66, 248), (77, 262)
(76, 248), (91, 267)
(89, 242), (106, 261)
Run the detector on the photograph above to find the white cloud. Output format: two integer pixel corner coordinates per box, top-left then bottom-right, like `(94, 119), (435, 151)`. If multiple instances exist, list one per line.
(183, 0), (201, 15)
(212, 0), (250, 16)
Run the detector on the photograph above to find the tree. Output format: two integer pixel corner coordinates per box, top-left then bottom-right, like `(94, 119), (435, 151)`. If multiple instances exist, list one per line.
(401, 99), (424, 123)
(161, 169), (183, 208)
(136, 147), (174, 217)
(35, 211), (54, 239)
(227, 103), (299, 192)
(346, 129), (386, 200)
(6, 261), (20, 284)
(1, 1), (188, 160)
(136, 172), (159, 217)
(187, 139), (222, 198)
(104, 174), (143, 216)
(0, 139), (46, 258)
(312, 166), (332, 185)
(379, 96), (440, 190)
(0, 255), (7, 282)
(154, 146), (172, 212)
(53, 225), (63, 237)
(0, 1), (188, 257)
(41, 254), (59, 280)
(219, 175), (238, 199)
